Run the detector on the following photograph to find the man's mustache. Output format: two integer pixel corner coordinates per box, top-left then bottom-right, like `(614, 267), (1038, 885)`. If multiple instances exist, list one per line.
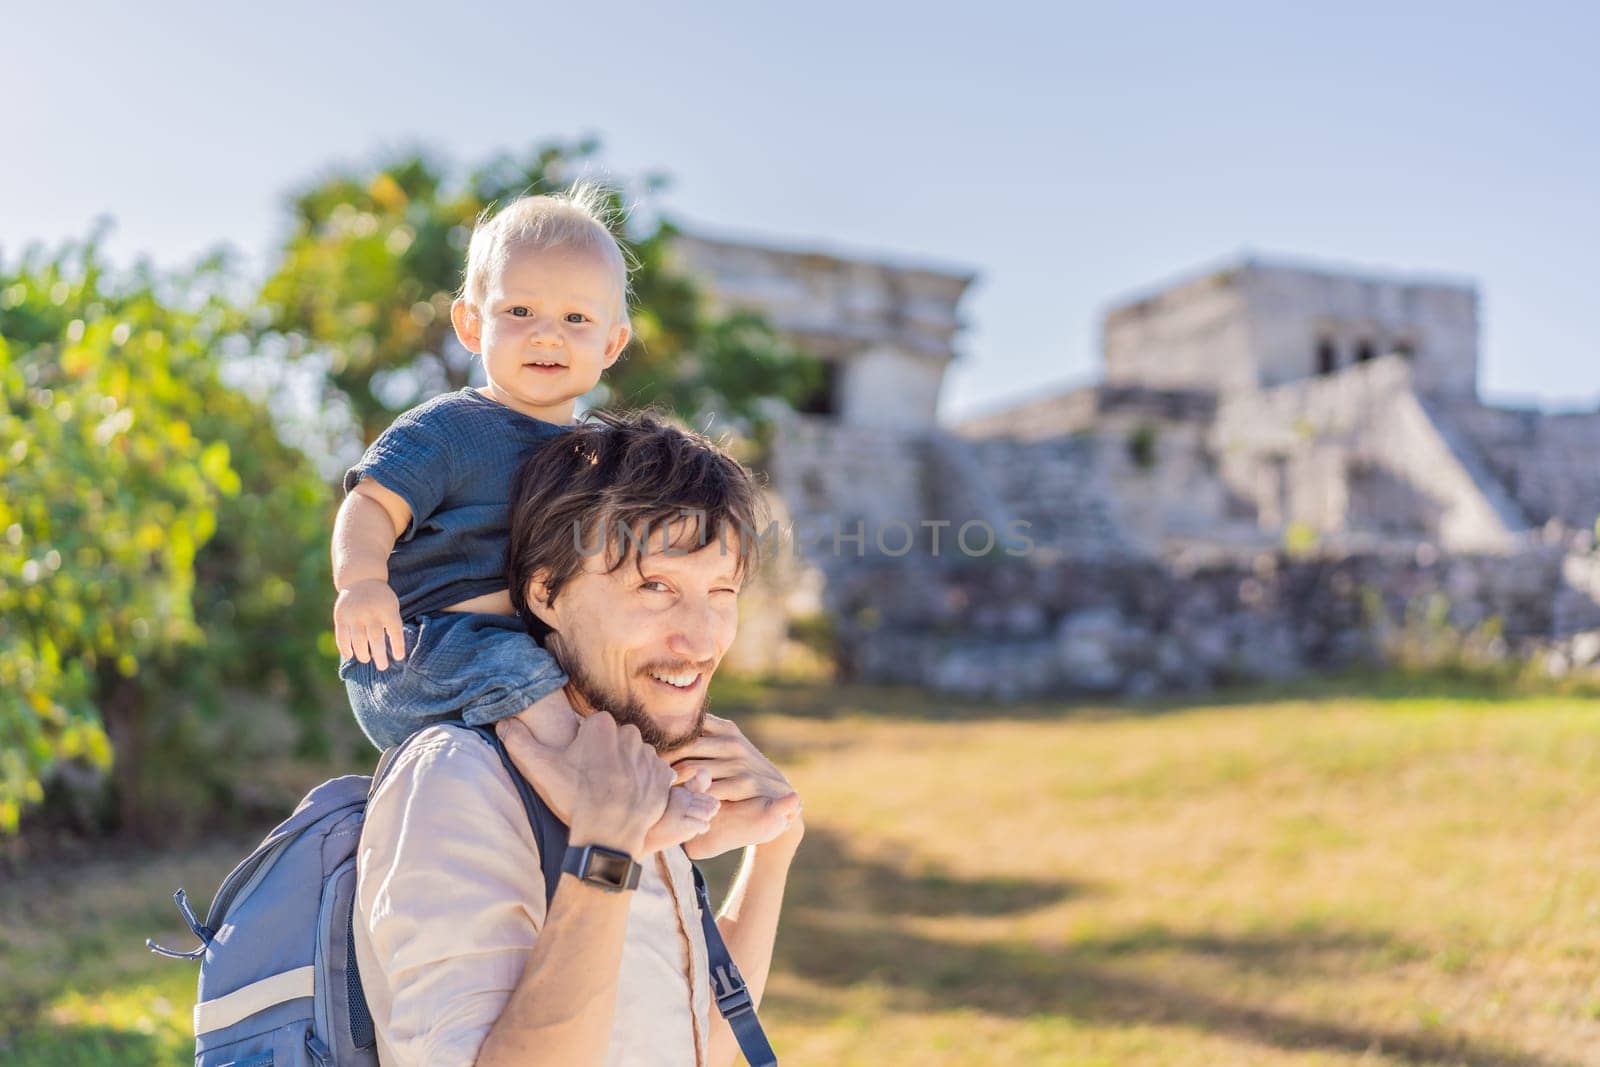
(638, 658), (715, 677)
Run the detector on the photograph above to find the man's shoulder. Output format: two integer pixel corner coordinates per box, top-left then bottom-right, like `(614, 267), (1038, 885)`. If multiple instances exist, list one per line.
(374, 724), (516, 808)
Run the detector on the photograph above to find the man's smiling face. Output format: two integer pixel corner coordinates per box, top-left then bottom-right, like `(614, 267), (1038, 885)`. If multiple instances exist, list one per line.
(532, 523), (743, 752)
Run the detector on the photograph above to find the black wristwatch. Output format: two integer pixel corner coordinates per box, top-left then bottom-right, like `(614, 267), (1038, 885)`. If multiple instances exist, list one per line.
(561, 844), (642, 893)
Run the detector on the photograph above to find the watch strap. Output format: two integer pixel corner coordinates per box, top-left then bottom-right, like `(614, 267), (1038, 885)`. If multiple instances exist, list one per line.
(561, 843), (642, 892)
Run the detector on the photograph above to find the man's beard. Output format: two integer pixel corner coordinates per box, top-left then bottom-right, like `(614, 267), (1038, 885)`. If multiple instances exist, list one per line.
(559, 648), (709, 754)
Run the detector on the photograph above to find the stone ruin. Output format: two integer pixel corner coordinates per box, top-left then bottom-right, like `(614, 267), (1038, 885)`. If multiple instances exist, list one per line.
(672, 236), (1600, 695)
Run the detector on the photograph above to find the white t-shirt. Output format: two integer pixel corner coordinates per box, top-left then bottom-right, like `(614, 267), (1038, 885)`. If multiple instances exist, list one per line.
(353, 725), (711, 1066)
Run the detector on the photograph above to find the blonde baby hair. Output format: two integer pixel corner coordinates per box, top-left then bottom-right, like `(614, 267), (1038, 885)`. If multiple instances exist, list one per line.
(460, 182), (632, 326)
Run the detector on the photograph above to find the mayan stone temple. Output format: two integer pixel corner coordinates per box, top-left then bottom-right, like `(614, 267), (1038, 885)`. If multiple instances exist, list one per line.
(674, 237), (1600, 696)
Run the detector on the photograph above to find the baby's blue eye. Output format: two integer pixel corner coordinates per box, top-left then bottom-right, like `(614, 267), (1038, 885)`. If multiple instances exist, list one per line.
(510, 307), (529, 317)
(565, 313), (588, 324)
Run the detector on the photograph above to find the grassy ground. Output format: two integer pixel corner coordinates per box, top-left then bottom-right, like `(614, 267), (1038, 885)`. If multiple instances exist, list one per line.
(5, 674), (1600, 1065)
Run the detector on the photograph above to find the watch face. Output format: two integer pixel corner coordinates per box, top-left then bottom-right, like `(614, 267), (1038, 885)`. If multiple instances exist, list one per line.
(584, 848), (634, 887)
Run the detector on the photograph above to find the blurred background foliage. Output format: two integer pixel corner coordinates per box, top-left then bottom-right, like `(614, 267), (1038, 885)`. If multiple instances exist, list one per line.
(0, 140), (820, 842)
(0, 232), (334, 839)
(260, 137), (821, 448)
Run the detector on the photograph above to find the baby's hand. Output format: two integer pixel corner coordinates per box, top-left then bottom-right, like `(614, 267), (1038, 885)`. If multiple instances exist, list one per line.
(642, 770), (720, 855)
(334, 578), (406, 670)
(499, 693), (719, 855)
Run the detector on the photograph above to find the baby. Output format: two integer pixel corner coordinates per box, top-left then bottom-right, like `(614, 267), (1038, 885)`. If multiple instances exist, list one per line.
(332, 185), (715, 843)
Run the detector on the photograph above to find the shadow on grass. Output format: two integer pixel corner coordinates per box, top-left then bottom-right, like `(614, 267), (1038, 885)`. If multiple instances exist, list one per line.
(777, 827), (1570, 1067)
(3, 821), (1570, 1066)
(716, 668), (1600, 727)
(787, 827), (1088, 917)
(0, 1025), (181, 1067)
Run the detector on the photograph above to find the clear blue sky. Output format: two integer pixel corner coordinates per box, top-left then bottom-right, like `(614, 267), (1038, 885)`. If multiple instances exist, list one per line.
(5, 1), (1596, 418)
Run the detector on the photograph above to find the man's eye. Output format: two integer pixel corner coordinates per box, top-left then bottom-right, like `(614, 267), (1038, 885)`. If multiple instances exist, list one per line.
(640, 580), (670, 593)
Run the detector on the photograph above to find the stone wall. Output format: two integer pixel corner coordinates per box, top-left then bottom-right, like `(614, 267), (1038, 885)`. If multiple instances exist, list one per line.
(825, 545), (1600, 700)
(767, 416), (930, 552)
(669, 232), (974, 429)
(1211, 356), (1527, 551)
(720, 487), (830, 678)
(960, 434), (1134, 559)
(956, 386), (1263, 555)
(1443, 401), (1600, 532)
(1240, 262), (1479, 396)
(955, 385), (1218, 441)
(769, 413), (1139, 566)
(957, 363), (1531, 558)
(1104, 267), (1257, 392)
(955, 384), (1103, 441)
(670, 233), (971, 362)
(1101, 258), (1478, 398)
(837, 345), (945, 429)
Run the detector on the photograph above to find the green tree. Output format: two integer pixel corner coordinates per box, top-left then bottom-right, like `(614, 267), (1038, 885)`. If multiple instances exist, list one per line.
(0, 236), (335, 835)
(259, 140), (821, 447)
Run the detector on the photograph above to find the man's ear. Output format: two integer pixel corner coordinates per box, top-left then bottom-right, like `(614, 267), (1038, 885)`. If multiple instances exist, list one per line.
(451, 298), (483, 355)
(523, 570), (561, 631)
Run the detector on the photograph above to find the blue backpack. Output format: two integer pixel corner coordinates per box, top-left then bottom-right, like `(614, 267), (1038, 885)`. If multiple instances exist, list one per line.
(149, 722), (776, 1067)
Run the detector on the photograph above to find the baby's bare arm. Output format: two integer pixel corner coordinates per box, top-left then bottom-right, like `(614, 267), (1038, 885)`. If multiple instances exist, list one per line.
(333, 480), (411, 586)
(333, 480), (413, 668)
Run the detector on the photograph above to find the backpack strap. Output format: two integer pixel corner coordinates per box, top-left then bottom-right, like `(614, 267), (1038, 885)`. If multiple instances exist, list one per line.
(465, 723), (568, 909)
(691, 861), (779, 1067)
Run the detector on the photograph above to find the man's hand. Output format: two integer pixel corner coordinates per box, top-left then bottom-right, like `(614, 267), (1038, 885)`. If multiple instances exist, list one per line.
(669, 714), (801, 860)
(498, 691), (719, 855)
(334, 577), (406, 670)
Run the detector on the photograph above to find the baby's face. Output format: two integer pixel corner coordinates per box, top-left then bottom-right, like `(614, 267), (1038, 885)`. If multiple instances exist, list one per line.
(463, 242), (628, 422)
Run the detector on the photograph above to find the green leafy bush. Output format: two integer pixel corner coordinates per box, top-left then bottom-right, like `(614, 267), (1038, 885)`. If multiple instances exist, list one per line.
(0, 236), (336, 835)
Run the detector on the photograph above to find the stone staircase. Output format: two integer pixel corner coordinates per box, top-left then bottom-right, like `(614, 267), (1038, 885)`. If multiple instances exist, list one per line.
(767, 414), (1133, 567)
(958, 434), (1134, 559)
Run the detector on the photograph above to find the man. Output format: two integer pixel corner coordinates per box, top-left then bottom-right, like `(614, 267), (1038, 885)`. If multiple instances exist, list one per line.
(353, 410), (803, 1066)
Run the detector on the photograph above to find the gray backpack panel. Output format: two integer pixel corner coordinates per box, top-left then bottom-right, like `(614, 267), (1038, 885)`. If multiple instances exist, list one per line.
(152, 773), (378, 1067)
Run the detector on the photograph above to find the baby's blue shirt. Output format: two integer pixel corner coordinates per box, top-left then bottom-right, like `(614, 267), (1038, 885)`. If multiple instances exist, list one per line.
(343, 388), (569, 619)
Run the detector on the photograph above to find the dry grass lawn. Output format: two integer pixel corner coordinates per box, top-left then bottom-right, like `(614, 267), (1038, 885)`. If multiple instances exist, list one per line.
(5, 675), (1600, 1065)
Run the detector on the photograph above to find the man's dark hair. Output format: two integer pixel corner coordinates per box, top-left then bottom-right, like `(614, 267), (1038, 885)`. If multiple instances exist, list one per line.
(507, 408), (769, 640)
